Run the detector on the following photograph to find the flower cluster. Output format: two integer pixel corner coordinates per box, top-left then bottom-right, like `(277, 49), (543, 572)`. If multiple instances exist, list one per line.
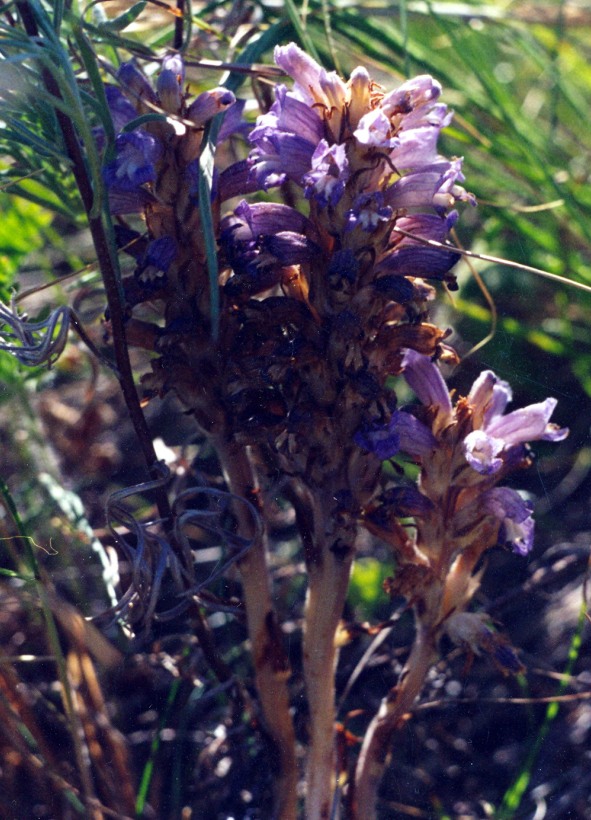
(103, 55), (238, 305)
(221, 43), (472, 310)
(360, 349), (567, 635)
(212, 45), (476, 507)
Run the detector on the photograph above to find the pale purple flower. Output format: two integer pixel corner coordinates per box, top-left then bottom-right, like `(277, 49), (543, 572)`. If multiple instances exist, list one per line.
(354, 108), (400, 149)
(303, 141), (349, 207)
(157, 54), (185, 113)
(186, 88), (237, 128)
(483, 487), (535, 555)
(345, 192), (393, 233)
(274, 42), (347, 110)
(463, 371), (568, 475)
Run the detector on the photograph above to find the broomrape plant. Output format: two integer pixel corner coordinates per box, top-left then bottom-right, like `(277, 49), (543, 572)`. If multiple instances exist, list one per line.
(0, 5), (573, 818)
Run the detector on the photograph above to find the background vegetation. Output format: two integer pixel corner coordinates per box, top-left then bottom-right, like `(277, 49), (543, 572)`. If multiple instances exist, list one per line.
(1, 1), (590, 817)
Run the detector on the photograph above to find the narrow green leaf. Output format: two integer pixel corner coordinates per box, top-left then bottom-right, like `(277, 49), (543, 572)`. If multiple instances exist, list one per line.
(283, 0), (321, 63)
(100, 1), (147, 32)
(121, 113), (170, 132)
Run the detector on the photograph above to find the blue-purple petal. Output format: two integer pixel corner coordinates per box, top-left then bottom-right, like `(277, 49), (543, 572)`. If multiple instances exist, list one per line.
(390, 410), (438, 457)
(483, 487), (535, 555)
(401, 349), (452, 414)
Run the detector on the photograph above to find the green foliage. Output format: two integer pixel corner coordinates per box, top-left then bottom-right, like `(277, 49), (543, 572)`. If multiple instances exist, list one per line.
(348, 558), (391, 618)
(0, 195), (54, 299)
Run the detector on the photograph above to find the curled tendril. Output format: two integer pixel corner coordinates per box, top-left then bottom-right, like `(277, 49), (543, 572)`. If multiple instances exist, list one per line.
(0, 298), (70, 367)
(96, 461), (175, 629)
(173, 485), (261, 599)
(0, 297), (119, 373)
(97, 463), (260, 630)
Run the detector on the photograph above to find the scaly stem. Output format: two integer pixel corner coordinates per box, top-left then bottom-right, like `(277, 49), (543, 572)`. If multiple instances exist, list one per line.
(304, 556), (353, 818)
(302, 496), (355, 819)
(214, 438), (298, 820)
(353, 617), (438, 818)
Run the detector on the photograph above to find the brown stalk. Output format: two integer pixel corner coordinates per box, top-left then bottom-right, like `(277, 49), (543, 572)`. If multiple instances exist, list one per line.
(352, 616), (439, 819)
(212, 436), (298, 820)
(301, 491), (356, 820)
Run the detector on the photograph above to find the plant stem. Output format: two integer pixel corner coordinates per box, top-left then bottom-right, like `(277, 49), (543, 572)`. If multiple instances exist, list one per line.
(304, 556), (353, 819)
(353, 617), (438, 819)
(302, 494), (355, 820)
(214, 437), (298, 820)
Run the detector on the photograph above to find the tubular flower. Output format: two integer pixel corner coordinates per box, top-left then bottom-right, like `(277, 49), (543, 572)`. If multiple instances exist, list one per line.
(463, 370), (568, 474)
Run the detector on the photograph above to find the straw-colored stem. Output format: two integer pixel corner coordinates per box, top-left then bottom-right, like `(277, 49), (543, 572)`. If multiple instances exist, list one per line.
(303, 530), (354, 819)
(213, 437), (297, 820)
(353, 618), (438, 819)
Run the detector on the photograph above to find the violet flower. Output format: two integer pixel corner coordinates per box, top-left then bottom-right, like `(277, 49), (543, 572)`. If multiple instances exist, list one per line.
(249, 45), (472, 206)
(482, 487), (534, 555)
(463, 370), (568, 475)
(103, 130), (161, 192)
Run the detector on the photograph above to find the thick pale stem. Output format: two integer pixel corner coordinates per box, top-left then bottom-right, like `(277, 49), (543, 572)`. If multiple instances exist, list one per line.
(353, 620), (438, 818)
(303, 544), (354, 819)
(213, 438), (297, 820)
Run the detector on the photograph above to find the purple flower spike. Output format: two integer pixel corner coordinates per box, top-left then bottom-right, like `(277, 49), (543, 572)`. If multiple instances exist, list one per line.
(483, 487), (534, 555)
(401, 349), (452, 415)
(241, 37), (474, 271)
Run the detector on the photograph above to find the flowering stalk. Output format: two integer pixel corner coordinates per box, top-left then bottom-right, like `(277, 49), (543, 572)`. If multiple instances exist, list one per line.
(299, 488), (358, 818)
(353, 351), (567, 817)
(221, 43), (470, 817)
(99, 56), (298, 816)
